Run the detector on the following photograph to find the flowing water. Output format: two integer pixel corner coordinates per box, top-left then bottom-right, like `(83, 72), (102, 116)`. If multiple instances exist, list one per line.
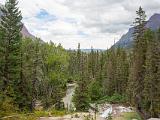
(62, 83), (76, 111)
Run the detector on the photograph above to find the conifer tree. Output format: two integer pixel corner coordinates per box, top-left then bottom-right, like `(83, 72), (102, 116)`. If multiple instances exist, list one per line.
(128, 7), (147, 110)
(143, 30), (160, 117)
(115, 47), (129, 94)
(77, 43), (81, 76)
(73, 48), (90, 111)
(0, 0), (23, 108)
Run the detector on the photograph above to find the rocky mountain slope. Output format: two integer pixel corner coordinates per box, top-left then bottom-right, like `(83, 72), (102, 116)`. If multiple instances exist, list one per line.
(21, 25), (35, 38)
(114, 13), (160, 48)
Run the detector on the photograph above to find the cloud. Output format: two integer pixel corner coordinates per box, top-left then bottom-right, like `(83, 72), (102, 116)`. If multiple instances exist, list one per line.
(0, 0), (160, 49)
(36, 9), (58, 21)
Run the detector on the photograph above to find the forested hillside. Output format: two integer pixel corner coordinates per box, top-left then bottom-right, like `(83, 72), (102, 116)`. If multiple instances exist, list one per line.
(0, 0), (159, 120)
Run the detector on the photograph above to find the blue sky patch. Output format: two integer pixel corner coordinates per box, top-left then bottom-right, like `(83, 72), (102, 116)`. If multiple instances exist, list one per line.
(77, 31), (88, 37)
(36, 9), (57, 21)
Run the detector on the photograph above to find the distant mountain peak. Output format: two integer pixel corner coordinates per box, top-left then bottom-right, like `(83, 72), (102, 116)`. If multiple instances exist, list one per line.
(146, 13), (160, 30)
(150, 13), (160, 18)
(114, 13), (160, 48)
(21, 25), (35, 39)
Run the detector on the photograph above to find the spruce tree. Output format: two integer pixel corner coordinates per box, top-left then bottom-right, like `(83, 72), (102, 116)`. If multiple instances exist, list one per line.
(143, 30), (160, 117)
(105, 48), (116, 96)
(128, 7), (147, 110)
(77, 43), (81, 76)
(115, 47), (129, 94)
(0, 0), (23, 108)
(73, 48), (90, 111)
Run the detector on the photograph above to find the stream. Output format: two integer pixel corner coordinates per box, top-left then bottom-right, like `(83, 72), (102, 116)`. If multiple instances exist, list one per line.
(39, 83), (135, 120)
(62, 83), (76, 111)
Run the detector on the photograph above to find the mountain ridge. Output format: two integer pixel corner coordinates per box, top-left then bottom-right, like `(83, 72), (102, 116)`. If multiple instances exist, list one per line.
(114, 13), (160, 48)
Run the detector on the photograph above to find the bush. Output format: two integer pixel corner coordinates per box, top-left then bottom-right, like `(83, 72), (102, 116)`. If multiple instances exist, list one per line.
(88, 80), (103, 102)
(97, 93), (128, 104)
(0, 96), (19, 117)
(34, 110), (49, 117)
(50, 109), (67, 116)
(109, 93), (127, 103)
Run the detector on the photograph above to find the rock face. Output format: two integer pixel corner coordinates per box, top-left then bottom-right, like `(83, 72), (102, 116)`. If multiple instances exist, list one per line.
(114, 27), (135, 48)
(114, 13), (160, 48)
(146, 13), (160, 30)
(21, 25), (35, 38)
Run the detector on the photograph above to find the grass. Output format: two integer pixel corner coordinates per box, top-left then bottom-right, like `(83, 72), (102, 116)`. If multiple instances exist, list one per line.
(0, 114), (38, 120)
(0, 109), (68, 120)
(113, 112), (142, 120)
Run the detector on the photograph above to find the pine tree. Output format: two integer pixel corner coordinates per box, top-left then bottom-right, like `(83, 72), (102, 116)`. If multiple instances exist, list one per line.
(128, 7), (147, 110)
(88, 47), (100, 80)
(0, 0), (23, 108)
(77, 43), (81, 76)
(104, 48), (116, 96)
(115, 47), (129, 94)
(155, 29), (160, 116)
(73, 50), (90, 111)
(143, 30), (160, 117)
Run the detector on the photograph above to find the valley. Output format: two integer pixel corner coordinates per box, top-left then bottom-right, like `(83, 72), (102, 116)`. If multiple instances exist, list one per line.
(0, 0), (160, 120)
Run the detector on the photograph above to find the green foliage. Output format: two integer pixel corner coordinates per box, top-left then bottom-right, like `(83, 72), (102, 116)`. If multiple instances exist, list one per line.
(128, 7), (147, 107)
(88, 80), (103, 102)
(0, 114), (37, 120)
(97, 93), (128, 104)
(127, 7), (160, 118)
(50, 109), (67, 116)
(109, 93), (128, 104)
(72, 46), (91, 111)
(0, 0), (24, 109)
(107, 113), (112, 120)
(34, 110), (49, 117)
(0, 1), (159, 119)
(84, 115), (93, 120)
(115, 112), (142, 120)
(0, 96), (18, 117)
(33, 109), (67, 117)
(73, 84), (90, 111)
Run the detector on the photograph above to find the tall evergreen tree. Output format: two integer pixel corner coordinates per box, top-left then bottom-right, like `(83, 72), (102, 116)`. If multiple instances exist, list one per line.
(128, 7), (147, 110)
(0, 0), (23, 108)
(143, 30), (160, 117)
(73, 47), (90, 111)
(115, 47), (129, 94)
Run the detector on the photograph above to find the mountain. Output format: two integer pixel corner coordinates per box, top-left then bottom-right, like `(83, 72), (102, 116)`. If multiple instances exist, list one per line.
(69, 49), (106, 53)
(21, 25), (35, 38)
(80, 49), (106, 53)
(114, 13), (160, 48)
(0, 4), (34, 39)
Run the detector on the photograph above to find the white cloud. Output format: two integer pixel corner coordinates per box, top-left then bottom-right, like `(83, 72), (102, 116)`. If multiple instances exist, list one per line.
(0, 0), (160, 49)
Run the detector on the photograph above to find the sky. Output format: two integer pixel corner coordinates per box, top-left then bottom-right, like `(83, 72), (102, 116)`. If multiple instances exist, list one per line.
(0, 0), (160, 49)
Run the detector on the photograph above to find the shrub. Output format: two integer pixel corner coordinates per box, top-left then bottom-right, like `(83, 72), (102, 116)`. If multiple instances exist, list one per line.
(34, 110), (49, 117)
(97, 93), (128, 104)
(0, 96), (18, 117)
(50, 109), (67, 116)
